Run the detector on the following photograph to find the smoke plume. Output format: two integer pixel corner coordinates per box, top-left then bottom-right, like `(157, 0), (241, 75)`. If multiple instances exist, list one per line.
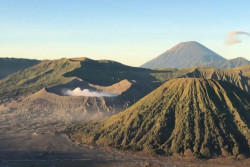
(226, 31), (250, 45)
(63, 87), (118, 97)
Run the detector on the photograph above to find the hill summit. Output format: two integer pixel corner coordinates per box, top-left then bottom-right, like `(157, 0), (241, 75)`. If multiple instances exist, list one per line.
(0, 58), (40, 79)
(70, 78), (250, 158)
(141, 41), (226, 68)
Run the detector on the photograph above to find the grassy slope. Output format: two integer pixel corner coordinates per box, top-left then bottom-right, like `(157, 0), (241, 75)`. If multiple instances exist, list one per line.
(1, 57), (249, 103)
(0, 58), (40, 79)
(69, 78), (250, 158)
(182, 65), (250, 94)
(0, 58), (188, 102)
(0, 58), (79, 102)
(64, 58), (189, 86)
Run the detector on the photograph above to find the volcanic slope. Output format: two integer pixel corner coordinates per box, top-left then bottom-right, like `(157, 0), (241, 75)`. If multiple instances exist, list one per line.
(141, 41), (226, 68)
(0, 57), (188, 102)
(0, 58), (190, 128)
(182, 65), (250, 94)
(70, 78), (250, 158)
(0, 58), (40, 79)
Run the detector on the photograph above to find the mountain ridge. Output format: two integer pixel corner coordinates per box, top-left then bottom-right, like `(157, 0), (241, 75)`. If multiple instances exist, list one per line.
(201, 57), (250, 69)
(69, 78), (250, 158)
(0, 57), (40, 79)
(181, 65), (250, 94)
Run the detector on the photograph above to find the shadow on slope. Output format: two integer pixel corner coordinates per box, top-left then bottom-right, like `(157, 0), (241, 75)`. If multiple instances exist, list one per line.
(68, 78), (250, 158)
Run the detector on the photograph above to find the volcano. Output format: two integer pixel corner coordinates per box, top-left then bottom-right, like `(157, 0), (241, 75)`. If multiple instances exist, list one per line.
(70, 78), (250, 158)
(141, 41), (226, 68)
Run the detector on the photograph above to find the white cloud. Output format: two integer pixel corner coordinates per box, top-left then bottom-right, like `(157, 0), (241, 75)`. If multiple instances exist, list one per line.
(226, 31), (250, 45)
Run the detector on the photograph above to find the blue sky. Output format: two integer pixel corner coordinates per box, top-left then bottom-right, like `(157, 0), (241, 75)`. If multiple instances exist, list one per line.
(0, 0), (249, 66)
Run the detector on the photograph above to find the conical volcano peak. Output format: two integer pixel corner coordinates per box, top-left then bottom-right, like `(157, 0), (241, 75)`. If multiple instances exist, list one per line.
(71, 78), (250, 158)
(168, 41), (202, 51)
(141, 41), (226, 68)
(176, 41), (201, 46)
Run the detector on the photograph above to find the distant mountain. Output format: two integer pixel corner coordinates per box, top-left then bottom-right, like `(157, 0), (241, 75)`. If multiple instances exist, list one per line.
(69, 78), (250, 158)
(141, 41), (226, 68)
(202, 57), (250, 69)
(0, 58), (40, 79)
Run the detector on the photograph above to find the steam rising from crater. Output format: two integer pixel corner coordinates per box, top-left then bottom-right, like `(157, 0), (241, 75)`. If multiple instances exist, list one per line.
(63, 87), (118, 97)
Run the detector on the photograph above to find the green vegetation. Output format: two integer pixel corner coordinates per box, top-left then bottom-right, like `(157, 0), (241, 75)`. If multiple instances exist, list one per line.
(183, 65), (250, 94)
(0, 58), (40, 79)
(69, 78), (250, 158)
(0, 57), (188, 102)
(64, 58), (188, 86)
(0, 57), (249, 105)
(0, 58), (78, 102)
(1, 57), (250, 159)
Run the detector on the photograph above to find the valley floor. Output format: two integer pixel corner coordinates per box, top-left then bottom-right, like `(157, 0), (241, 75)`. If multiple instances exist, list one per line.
(0, 130), (250, 167)
(0, 105), (249, 167)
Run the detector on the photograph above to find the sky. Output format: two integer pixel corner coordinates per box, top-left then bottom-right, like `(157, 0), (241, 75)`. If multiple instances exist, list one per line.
(0, 0), (250, 66)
